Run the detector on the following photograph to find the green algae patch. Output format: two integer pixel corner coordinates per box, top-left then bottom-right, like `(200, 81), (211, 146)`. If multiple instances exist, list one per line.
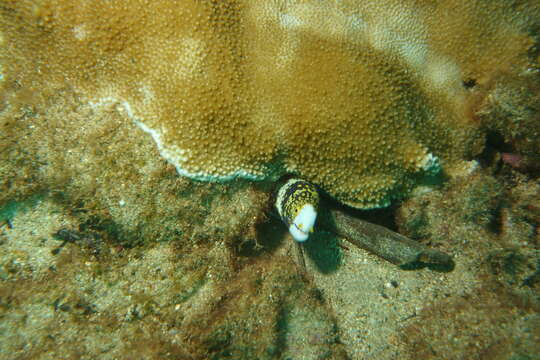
(0, 194), (46, 223)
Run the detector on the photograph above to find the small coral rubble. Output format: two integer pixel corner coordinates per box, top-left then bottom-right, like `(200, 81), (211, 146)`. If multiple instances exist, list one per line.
(1, 0), (538, 208)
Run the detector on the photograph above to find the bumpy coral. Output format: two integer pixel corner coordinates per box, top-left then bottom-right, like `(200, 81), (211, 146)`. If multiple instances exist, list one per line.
(1, 0), (538, 208)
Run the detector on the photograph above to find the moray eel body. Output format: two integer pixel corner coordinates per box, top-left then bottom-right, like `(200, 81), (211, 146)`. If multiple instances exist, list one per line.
(276, 178), (319, 242)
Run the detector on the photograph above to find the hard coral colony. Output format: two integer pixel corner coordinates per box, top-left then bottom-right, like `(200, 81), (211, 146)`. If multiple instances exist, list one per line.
(0, 0), (538, 209)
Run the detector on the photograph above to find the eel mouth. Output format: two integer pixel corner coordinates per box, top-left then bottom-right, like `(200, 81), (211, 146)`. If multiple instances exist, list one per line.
(294, 223), (310, 235)
(289, 204), (317, 242)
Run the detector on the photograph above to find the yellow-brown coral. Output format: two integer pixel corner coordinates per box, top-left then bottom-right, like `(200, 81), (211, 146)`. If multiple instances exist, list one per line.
(1, 0), (538, 208)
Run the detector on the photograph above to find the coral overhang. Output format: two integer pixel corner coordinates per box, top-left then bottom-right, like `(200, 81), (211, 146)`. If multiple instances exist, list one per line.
(0, 0), (538, 208)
